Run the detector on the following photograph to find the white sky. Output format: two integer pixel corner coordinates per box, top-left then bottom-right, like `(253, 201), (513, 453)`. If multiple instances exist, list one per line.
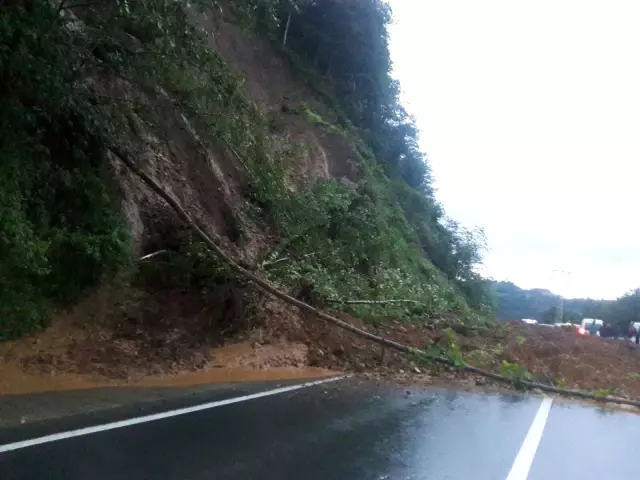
(388, 0), (640, 299)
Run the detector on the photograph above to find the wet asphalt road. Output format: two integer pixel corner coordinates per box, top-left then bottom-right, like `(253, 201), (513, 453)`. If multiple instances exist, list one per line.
(1, 377), (639, 479)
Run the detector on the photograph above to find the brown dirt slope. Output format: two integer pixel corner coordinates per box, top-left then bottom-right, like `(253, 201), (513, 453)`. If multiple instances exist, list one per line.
(0, 286), (333, 396)
(289, 315), (640, 398)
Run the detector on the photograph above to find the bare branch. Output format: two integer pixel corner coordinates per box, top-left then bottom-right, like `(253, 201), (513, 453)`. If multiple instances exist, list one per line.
(261, 256), (291, 269)
(138, 250), (168, 261)
(326, 299), (425, 306)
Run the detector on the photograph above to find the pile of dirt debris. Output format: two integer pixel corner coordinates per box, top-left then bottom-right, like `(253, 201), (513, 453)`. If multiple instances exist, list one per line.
(4, 280), (640, 401)
(0, 285), (331, 396)
(294, 315), (640, 398)
(499, 323), (640, 396)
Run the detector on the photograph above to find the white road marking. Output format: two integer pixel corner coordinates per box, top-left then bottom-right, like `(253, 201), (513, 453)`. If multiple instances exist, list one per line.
(0, 376), (346, 454)
(505, 397), (553, 480)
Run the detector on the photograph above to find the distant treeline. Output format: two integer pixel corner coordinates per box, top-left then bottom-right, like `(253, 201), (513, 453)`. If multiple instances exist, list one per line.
(492, 281), (640, 331)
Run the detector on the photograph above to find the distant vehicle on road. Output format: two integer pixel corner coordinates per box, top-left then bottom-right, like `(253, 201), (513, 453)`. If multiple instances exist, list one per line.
(551, 322), (588, 335)
(581, 318), (603, 336)
(521, 318), (538, 325)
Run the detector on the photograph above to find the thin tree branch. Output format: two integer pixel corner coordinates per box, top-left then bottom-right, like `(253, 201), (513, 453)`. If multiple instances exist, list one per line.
(261, 256), (291, 269)
(326, 299), (425, 306)
(138, 250), (168, 261)
(282, 13), (291, 46)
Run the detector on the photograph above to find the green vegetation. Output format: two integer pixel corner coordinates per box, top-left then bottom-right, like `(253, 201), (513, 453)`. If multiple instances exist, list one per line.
(1, 0), (289, 338)
(0, 0), (246, 338)
(499, 360), (532, 387)
(137, 231), (239, 292)
(540, 306), (581, 325)
(594, 388), (616, 399)
(252, 0), (493, 311)
(0, 2), (132, 338)
(493, 281), (640, 334)
(1, 0), (492, 339)
(410, 328), (466, 369)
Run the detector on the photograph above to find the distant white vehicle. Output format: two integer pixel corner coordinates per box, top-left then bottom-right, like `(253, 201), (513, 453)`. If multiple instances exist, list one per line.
(581, 318), (603, 329)
(628, 322), (640, 342)
(552, 321), (588, 335)
(580, 318), (603, 336)
(521, 319), (538, 325)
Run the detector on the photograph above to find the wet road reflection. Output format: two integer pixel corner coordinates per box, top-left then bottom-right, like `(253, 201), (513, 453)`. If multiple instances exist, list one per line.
(1, 379), (639, 479)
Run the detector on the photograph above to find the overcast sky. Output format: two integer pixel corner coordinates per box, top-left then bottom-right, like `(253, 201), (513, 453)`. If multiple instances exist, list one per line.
(388, 0), (640, 299)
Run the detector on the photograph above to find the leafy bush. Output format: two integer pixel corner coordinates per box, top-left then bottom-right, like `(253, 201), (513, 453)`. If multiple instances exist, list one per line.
(500, 360), (532, 386)
(0, 3), (130, 338)
(137, 231), (239, 291)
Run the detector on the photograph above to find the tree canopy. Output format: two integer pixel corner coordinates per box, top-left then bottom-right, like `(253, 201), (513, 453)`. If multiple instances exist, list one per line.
(264, 0), (491, 309)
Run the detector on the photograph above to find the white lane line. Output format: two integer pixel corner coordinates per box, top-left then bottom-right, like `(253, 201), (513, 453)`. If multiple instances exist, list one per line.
(0, 376), (346, 454)
(505, 397), (553, 480)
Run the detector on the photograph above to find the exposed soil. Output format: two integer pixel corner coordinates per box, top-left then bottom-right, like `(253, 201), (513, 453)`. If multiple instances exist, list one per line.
(0, 285), (332, 396)
(291, 316), (640, 399)
(3, 286), (640, 402)
(501, 324), (640, 396)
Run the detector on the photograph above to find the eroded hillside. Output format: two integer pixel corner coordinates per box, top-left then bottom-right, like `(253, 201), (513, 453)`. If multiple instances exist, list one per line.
(0, 0), (492, 387)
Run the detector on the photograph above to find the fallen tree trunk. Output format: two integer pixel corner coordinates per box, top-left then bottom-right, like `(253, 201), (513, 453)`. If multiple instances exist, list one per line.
(326, 299), (424, 305)
(111, 146), (640, 410)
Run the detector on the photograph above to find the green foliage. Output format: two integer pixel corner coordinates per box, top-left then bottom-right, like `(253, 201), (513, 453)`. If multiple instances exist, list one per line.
(539, 306), (560, 325)
(594, 388), (615, 399)
(606, 289), (640, 334)
(539, 306), (581, 325)
(0, 0), (291, 339)
(487, 343), (505, 357)
(408, 344), (444, 366)
(444, 342), (466, 370)
(0, 3), (131, 339)
(439, 328), (466, 369)
(296, 105), (344, 134)
(173, 0), (493, 319)
(410, 329), (465, 369)
(442, 327), (458, 345)
(244, 0), (492, 311)
(260, 178), (466, 320)
(499, 360), (532, 387)
(465, 349), (494, 369)
(137, 232), (239, 291)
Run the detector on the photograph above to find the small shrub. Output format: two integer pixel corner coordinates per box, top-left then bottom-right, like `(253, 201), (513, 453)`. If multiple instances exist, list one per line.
(500, 360), (532, 386)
